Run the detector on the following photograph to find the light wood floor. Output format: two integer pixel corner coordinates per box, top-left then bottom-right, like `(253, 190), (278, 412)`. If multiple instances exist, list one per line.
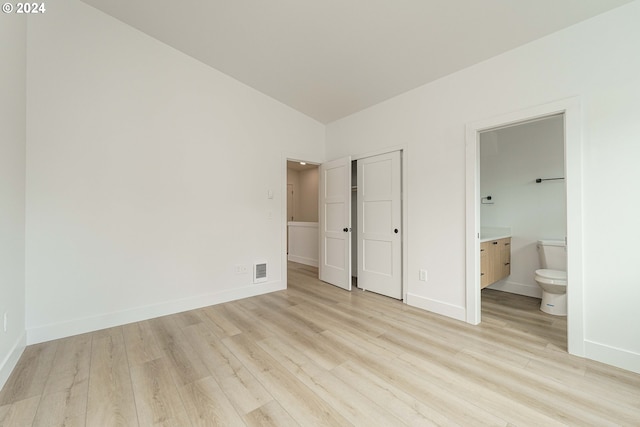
(2, 262), (639, 426)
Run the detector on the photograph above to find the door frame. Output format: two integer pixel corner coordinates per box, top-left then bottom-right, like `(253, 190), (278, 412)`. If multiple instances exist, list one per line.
(465, 97), (584, 357)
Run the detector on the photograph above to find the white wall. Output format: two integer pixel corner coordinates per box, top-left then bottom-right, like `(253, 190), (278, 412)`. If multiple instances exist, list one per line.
(298, 168), (319, 222)
(287, 222), (319, 267)
(25, 0), (325, 343)
(481, 115), (566, 297)
(326, 2), (640, 373)
(0, 15), (27, 388)
(287, 168), (300, 220)
(286, 166), (318, 222)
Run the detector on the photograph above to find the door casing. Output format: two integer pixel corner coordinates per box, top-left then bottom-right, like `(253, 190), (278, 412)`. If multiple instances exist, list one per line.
(465, 97), (584, 357)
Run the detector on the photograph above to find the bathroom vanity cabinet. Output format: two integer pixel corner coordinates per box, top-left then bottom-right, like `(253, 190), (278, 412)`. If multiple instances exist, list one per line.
(480, 237), (511, 288)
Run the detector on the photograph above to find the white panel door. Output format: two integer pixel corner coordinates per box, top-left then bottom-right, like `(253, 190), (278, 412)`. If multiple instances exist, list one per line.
(358, 151), (402, 299)
(319, 156), (352, 290)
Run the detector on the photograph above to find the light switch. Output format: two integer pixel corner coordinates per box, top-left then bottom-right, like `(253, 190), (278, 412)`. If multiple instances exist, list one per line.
(267, 190), (274, 199)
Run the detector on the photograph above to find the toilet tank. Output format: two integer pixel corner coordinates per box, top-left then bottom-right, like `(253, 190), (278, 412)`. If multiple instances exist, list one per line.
(537, 239), (567, 270)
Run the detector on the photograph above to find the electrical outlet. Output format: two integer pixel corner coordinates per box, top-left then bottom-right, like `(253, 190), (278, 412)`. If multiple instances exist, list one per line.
(419, 269), (428, 282)
(3, 312), (7, 332)
(235, 265), (249, 274)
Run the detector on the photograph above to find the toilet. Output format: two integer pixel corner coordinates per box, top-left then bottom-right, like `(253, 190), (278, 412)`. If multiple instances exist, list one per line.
(535, 239), (567, 316)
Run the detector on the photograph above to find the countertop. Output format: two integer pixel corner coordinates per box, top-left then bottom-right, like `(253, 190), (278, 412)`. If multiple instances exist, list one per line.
(480, 226), (511, 243)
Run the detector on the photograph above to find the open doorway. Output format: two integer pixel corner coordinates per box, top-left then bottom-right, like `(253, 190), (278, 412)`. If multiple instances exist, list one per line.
(465, 97), (585, 357)
(479, 114), (565, 298)
(286, 160), (319, 267)
(281, 155), (322, 292)
(478, 114), (567, 343)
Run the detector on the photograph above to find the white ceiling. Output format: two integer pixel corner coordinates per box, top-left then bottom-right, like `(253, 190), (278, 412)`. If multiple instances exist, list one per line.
(80, 0), (632, 124)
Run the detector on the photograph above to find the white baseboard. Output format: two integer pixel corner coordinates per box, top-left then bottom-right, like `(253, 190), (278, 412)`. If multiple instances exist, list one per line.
(488, 280), (542, 298)
(585, 340), (640, 375)
(287, 254), (318, 267)
(27, 281), (284, 345)
(406, 293), (466, 322)
(0, 331), (26, 391)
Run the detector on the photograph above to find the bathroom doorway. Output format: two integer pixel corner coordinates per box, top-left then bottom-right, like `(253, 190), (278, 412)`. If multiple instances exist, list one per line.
(479, 114), (565, 299)
(465, 98), (585, 357)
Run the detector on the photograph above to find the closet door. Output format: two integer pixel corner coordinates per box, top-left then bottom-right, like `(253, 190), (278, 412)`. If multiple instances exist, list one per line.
(319, 156), (352, 290)
(358, 151), (402, 299)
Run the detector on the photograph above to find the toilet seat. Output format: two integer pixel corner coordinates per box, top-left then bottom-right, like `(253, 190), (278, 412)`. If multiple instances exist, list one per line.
(535, 269), (567, 285)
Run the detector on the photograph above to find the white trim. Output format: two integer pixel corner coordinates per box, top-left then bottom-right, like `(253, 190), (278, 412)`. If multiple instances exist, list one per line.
(27, 281), (284, 345)
(350, 144), (407, 161)
(401, 148), (408, 304)
(0, 331), (26, 390)
(585, 340), (640, 375)
(287, 255), (318, 267)
(406, 293), (466, 322)
(465, 123), (482, 325)
(465, 96), (584, 357)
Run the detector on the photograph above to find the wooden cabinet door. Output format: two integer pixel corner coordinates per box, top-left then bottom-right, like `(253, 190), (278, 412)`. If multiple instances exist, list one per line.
(500, 238), (511, 278)
(480, 237), (511, 288)
(488, 240), (500, 284)
(480, 242), (490, 288)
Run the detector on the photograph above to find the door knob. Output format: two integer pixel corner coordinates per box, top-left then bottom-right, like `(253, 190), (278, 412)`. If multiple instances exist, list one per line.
(343, 228), (349, 232)
(394, 228), (399, 234)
